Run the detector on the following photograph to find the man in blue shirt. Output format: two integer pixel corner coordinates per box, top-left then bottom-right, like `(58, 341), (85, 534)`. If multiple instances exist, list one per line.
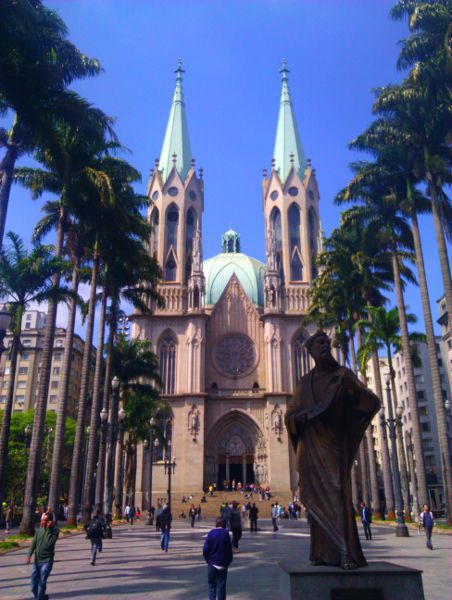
(419, 503), (434, 550)
(360, 502), (372, 540)
(203, 517), (233, 600)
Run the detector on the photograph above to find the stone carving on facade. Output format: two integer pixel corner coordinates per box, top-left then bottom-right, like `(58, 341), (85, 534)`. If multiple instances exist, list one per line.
(188, 404), (200, 440)
(266, 229), (277, 272)
(271, 404), (284, 440)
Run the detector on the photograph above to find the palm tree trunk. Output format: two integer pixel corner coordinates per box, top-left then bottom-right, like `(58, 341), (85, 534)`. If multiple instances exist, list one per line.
(47, 260), (80, 512)
(371, 354), (395, 519)
(391, 246), (428, 509)
(103, 297), (118, 515)
(66, 253), (99, 526)
(83, 290), (107, 523)
(426, 176), (452, 321)
(411, 207), (452, 524)
(0, 123), (19, 251)
(0, 329), (21, 504)
(20, 214), (65, 535)
(354, 327), (381, 517)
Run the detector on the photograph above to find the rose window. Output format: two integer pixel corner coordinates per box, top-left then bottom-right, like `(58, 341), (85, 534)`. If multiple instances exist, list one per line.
(214, 334), (256, 377)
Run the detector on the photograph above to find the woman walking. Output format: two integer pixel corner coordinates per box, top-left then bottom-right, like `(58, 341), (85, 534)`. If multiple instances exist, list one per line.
(419, 503), (435, 550)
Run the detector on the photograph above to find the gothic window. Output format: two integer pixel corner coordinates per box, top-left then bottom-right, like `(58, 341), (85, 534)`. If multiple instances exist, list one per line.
(150, 208), (159, 258)
(185, 208), (196, 283)
(193, 285), (200, 308)
(164, 250), (177, 281)
(270, 207), (284, 284)
(159, 332), (177, 394)
(288, 203), (303, 281)
(214, 333), (256, 377)
(165, 204), (179, 254)
(293, 334), (310, 386)
(308, 208), (317, 277)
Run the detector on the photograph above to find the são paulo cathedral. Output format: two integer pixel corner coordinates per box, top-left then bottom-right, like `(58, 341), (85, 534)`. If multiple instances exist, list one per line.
(131, 61), (322, 505)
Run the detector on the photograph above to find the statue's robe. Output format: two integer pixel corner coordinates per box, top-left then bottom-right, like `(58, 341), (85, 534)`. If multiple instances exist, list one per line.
(285, 366), (380, 567)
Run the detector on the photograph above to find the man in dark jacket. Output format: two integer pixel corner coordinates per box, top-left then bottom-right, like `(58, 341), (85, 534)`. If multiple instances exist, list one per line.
(160, 504), (172, 552)
(360, 502), (372, 540)
(249, 503), (259, 532)
(85, 511), (105, 565)
(203, 517), (233, 600)
(229, 502), (242, 552)
(26, 512), (59, 600)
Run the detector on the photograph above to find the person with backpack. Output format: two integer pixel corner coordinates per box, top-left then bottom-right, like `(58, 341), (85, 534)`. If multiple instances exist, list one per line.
(229, 501), (242, 553)
(85, 511), (105, 566)
(160, 504), (172, 552)
(419, 503), (435, 550)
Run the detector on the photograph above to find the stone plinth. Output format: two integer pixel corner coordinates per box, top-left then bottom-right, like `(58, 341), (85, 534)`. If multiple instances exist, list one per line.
(279, 561), (424, 600)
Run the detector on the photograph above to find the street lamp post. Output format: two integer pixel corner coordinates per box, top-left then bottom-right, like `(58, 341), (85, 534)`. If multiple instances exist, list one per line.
(381, 372), (409, 537)
(104, 376), (120, 518)
(115, 407), (126, 518)
(95, 408), (108, 512)
(164, 439), (176, 512)
(24, 424), (32, 451)
(145, 417), (159, 525)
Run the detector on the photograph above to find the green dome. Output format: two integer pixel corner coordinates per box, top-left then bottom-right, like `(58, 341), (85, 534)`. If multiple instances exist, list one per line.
(203, 252), (265, 306)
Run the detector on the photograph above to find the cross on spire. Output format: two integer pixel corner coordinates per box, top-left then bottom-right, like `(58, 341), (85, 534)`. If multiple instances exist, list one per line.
(175, 59), (185, 82)
(280, 58), (290, 82)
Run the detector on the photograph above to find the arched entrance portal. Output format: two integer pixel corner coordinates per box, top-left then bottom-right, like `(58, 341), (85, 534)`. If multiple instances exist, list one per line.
(204, 411), (267, 490)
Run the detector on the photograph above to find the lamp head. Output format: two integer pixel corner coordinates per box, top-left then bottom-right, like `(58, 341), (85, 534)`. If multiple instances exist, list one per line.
(143, 438), (149, 450)
(379, 407), (386, 419)
(154, 438), (160, 448)
(445, 399), (450, 412)
(396, 404), (403, 418)
(150, 416), (156, 427)
(384, 371), (391, 386)
(118, 407), (126, 422)
(112, 376), (120, 390)
(24, 423), (31, 436)
(100, 407), (108, 422)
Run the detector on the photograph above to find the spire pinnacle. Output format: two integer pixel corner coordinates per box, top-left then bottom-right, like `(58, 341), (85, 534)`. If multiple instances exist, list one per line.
(272, 60), (306, 183)
(159, 60), (193, 184)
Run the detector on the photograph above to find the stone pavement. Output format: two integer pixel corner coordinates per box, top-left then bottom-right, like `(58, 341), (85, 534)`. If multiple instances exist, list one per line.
(1, 519), (450, 599)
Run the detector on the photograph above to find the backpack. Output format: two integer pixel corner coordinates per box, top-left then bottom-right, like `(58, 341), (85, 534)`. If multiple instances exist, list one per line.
(86, 519), (102, 538)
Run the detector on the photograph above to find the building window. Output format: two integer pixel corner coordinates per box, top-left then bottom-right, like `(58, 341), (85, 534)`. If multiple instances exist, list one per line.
(4, 367), (10, 375)
(437, 358), (443, 367)
(288, 204), (303, 282)
(165, 204), (179, 253)
(51, 381), (59, 389)
(419, 406), (428, 416)
(21, 352), (30, 360)
(185, 208), (196, 284)
(421, 422), (431, 432)
(270, 207), (284, 284)
(23, 340), (32, 347)
(308, 207), (318, 277)
(15, 395), (25, 404)
(0, 395), (5, 403)
(53, 367), (60, 376)
(159, 333), (177, 395)
(417, 390), (425, 401)
(49, 395), (57, 403)
(293, 334), (311, 386)
(415, 374), (425, 384)
(16, 381), (26, 389)
(2, 381), (8, 389)
(26, 314), (32, 320)
(54, 353), (62, 361)
(25, 322), (31, 329)
(150, 207), (159, 258)
(164, 251), (177, 282)
(18, 367), (28, 375)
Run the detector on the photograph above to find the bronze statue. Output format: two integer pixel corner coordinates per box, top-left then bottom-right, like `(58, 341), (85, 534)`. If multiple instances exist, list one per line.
(285, 331), (380, 569)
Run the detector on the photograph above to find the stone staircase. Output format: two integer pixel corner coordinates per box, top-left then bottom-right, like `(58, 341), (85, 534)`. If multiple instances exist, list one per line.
(165, 491), (295, 519)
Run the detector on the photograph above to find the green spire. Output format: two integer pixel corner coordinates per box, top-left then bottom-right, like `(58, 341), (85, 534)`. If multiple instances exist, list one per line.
(159, 60), (193, 184)
(273, 59), (306, 183)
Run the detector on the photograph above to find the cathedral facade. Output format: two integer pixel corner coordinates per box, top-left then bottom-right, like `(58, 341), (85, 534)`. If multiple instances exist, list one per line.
(131, 61), (322, 505)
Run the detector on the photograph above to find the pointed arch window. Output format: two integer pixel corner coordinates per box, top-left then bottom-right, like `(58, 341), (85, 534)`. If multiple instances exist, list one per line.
(185, 208), (196, 284)
(270, 207), (284, 284)
(165, 204), (179, 255)
(293, 334), (310, 386)
(288, 203), (303, 281)
(150, 208), (159, 258)
(164, 250), (177, 281)
(159, 332), (177, 395)
(308, 208), (318, 277)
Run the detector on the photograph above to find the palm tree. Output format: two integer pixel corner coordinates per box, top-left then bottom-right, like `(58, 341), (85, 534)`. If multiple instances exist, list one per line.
(110, 335), (164, 511)
(358, 305), (426, 519)
(337, 164), (429, 510)
(0, 232), (70, 506)
(0, 0), (104, 249)
(18, 116), (115, 536)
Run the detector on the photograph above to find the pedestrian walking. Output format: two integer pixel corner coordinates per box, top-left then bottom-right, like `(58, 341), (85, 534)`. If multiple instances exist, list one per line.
(129, 505), (136, 525)
(229, 501), (242, 553)
(26, 512), (59, 600)
(124, 504), (130, 522)
(160, 504), (172, 552)
(249, 503), (258, 532)
(360, 502), (372, 540)
(85, 511), (105, 566)
(197, 504), (202, 521)
(155, 502), (163, 531)
(419, 503), (435, 550)
(3, 502), (13, 534)
(203, 517), (233, 600)
(271, 503), (279, 531)
(189, 504), (196, 527)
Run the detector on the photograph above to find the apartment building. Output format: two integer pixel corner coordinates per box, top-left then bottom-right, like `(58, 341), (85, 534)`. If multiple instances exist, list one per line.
(0, 310), (94, 419)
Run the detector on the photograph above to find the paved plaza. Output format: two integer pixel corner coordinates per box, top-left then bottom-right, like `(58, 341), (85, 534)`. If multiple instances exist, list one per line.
(1, 519), (450, 599)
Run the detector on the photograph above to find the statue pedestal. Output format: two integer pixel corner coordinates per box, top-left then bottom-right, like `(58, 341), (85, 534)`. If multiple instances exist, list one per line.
(279, 561), (424, 600)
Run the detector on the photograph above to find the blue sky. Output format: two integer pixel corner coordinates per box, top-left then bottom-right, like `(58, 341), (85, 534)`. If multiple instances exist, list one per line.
(3, 0), (449, 334)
